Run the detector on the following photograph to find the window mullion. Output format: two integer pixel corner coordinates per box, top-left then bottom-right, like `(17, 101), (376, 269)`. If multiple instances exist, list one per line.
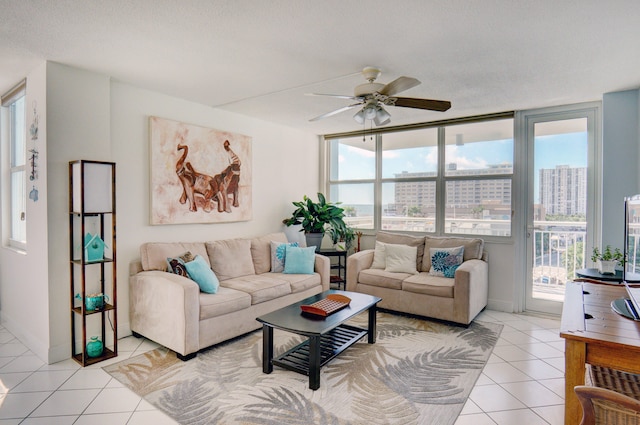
(436, 126), (446, 234)
(374, 133), (383, 230)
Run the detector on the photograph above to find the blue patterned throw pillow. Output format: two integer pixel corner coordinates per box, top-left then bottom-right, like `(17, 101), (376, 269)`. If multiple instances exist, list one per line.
(166, 251), (194, 278)
(270, 241), (299, 273)
(429, 246), (464, 278)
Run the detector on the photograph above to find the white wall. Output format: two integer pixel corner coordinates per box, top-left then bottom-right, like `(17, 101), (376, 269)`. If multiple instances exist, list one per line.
(46, 62), (112, 362)
(0, 62), (51, 361)
(602, 89), (640, 249)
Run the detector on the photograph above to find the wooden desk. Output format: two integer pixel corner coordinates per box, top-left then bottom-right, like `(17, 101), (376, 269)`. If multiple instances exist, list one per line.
(560, 281), (640, 424)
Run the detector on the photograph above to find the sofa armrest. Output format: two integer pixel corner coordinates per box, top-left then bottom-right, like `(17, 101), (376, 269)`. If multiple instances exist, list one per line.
(314, 254), (331, 291)
(453, 259), (489, 323)
(346, 249), (374, 291)
(129, 270), (200, 356)
(129, 260), (143, 276)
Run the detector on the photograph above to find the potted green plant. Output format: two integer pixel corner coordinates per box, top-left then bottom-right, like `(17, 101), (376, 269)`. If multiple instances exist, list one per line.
(328, 225), (355, 252)
(591, 245), (625, 275)
(283, 193), (346, 251)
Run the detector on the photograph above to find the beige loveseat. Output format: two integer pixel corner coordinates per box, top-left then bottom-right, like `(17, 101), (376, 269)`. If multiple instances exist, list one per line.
(129, 232), (330, 360)
(347, 232), (488, 325)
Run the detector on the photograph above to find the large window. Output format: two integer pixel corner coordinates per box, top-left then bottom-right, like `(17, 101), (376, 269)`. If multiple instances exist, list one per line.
(326, 114), (514, 237)
(2, 81), (27, 249)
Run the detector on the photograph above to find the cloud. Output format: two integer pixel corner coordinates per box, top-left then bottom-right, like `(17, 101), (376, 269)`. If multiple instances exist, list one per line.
(445, 146), (488, 169)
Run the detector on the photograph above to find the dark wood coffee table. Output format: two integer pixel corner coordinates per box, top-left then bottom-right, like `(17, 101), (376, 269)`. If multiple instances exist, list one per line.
(256, 290), (381, 390)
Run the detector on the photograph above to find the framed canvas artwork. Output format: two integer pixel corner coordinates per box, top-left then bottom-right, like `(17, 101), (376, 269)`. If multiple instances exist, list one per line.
(149, 116), (252, 225)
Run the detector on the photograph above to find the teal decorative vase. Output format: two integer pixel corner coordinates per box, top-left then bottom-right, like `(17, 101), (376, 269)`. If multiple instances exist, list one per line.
(86, 336), (103, 358)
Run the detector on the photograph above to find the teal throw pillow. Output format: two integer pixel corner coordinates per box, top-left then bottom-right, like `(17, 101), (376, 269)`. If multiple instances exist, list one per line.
(283, 245), (316, 274)
(429, 246), (464, 278)
(270, 241), (299, 273)
(184, 254), (220, 293)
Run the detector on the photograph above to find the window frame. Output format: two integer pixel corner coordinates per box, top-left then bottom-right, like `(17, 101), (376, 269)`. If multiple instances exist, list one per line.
(2, 80), (27, 251)
(324, 112), (515, 240)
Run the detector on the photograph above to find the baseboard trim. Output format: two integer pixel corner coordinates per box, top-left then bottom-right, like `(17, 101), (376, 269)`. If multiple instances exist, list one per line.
(487, 299), (514, 313)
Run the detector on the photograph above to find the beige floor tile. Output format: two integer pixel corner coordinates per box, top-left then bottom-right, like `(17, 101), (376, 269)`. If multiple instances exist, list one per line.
(500, 380), (565, 407)
(469, 384), (527, 412)
(488, 408), (549, 424)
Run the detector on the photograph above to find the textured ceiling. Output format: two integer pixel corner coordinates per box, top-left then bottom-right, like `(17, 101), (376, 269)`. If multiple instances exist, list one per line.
(1, 0), (639, 135)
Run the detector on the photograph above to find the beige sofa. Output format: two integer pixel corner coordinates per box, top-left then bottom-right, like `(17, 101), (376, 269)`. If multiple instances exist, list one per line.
(347, 232), (488, 325)
(129, 232), (330, 360)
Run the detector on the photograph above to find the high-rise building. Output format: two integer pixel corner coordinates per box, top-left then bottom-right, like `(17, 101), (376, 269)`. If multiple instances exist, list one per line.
(392, 164), (512, 218)
(539, 165), (587, 216)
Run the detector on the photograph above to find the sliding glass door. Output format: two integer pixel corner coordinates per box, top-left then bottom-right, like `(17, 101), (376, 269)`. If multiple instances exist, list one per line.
(522, 105), (599, 314)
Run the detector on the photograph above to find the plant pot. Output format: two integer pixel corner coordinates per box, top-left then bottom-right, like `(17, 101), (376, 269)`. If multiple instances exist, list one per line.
(283, 224), (306, 247)
(335, 242), (346, 251)
(598, 260), (617, 275)
(305, 233), (324, 252)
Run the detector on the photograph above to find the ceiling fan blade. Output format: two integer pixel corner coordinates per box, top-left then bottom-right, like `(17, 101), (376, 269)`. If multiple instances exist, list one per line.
(391, 97), (452, 112)
(309, 104), (362, 122)
(306, 93), (362, 101)
(379, 76), (421, 96)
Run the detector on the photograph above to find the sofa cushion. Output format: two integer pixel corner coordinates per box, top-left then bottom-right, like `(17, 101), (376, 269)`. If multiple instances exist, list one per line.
(370, 241), (387, 269)
(376, 231), (425, 271)
(402, 273), (455, 298)
(270, 241), (298, 273)
(251, 232), (288, 274)
(385, 244), (419, 274)
(184, 254), (220, 294)
(283, 245), (316, 274)
(220, 275), (291, 305)
(274, 272), (321, 293)
(358, 268), (408, 290)
(429, 246), (464, 278)
(206, 238), (255, 281)
(141, 242), (209, 271)
(199, 287), (252, 320)
(422, 236), (484, 271)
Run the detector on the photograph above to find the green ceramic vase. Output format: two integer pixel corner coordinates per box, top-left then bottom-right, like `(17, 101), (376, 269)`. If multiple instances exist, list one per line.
(86, 336), (103, 358)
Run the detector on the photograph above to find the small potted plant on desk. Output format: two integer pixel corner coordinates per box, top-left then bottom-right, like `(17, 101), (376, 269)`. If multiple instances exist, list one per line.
(591, 245), (625, 275)
(283, 193), (346, 252)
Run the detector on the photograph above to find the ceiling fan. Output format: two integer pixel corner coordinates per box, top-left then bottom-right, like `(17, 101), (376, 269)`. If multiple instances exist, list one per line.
(308, 67), (451, 126)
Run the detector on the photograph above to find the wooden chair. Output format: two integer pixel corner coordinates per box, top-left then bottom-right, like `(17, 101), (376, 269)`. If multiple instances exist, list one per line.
(575, 385), (640, 424)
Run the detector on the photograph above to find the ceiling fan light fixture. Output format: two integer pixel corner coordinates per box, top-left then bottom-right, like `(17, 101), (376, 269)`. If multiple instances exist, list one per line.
(353, 109), (366, 124)
(374, 106), (391, 126)
(364, 104), (377, 120)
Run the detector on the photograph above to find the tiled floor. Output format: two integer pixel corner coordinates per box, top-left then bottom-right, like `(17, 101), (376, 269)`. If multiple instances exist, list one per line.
(0, 309), (564, 424)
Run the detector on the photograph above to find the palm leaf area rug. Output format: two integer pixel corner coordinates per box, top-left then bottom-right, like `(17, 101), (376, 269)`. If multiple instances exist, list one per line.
(104, 312), (502, 425)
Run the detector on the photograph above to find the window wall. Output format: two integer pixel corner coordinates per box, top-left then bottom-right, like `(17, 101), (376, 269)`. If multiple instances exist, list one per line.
(325, 114), (514, 237)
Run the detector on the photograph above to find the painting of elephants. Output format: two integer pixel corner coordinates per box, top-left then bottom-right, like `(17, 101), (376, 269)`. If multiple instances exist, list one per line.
(149, 116), (252, 225)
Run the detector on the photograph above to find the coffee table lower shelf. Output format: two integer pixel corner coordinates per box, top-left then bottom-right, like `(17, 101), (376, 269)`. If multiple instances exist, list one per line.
(272, 324), (367, 375)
